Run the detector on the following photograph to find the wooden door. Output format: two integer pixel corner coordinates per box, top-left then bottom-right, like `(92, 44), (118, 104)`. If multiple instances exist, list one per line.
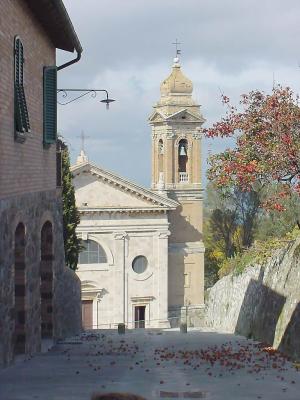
(82, 300), (93, 330)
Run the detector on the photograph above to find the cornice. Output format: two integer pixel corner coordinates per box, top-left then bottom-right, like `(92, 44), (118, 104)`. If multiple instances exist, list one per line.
(78, 206), (171, 215)
(149, 108), (205, 125)
(169, 241), (205, 254)
(76, 223), (170, 233)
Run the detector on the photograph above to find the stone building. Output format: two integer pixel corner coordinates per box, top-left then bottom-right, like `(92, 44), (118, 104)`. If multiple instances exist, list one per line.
(73, 56), (205, 329)
(0, 0), (82, 367)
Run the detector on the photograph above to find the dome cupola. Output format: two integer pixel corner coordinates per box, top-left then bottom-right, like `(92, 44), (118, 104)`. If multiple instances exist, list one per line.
(160, 57), (193, 97)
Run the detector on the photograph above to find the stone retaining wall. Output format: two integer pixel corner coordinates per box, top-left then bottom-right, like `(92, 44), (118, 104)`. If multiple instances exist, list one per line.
(205, 238), (300, 361)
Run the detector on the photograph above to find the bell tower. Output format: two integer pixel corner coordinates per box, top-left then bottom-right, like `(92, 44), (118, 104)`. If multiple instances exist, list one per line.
(149, 56), (205, 323)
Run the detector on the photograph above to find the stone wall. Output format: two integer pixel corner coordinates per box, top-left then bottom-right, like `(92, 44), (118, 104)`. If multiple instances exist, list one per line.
(0, 189), (82, 368)
(54, 268), (82, 340)
(205, 238), (300, 361)
(169, 305), (205, 328)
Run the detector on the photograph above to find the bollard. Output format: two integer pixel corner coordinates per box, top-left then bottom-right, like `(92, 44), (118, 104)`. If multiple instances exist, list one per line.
(118, 323), (126, 334)
(180, 323), (187, 333)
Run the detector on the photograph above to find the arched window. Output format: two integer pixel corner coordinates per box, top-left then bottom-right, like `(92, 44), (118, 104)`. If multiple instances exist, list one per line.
(178, 139), (188, 172)
(158, 139), (164, 155)
(79, 240), (107, 264)
(178, 139), (189, 183)
(158, 139), (164, 173)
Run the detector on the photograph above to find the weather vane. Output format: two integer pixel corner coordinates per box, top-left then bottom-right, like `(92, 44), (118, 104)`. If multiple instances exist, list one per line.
(172, 39), (181, 57)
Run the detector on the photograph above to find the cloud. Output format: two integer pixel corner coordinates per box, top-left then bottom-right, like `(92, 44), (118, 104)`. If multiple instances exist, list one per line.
(58, 0), (300, 187)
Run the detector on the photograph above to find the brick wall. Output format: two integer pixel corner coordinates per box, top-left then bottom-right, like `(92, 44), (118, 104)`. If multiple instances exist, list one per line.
(0, 0), (57, 198)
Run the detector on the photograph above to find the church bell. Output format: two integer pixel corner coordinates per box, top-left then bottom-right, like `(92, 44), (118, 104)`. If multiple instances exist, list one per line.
(179, 145), (187, 156)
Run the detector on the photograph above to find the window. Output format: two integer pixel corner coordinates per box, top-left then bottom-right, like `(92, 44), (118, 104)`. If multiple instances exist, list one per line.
(178, 139), (189, 183)
(158, 139), (164, 155)
(14, 36), (30, 141)
(178, 139), (188, 172)
(184, 272), (191, 288)
(158, 139), (164, 174)
(79, 240), (107, 264)
(43, 66), (57, 145)
(132, 256), (148, 274)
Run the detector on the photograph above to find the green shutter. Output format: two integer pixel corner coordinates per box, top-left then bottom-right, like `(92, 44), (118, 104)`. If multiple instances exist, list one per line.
(14, 37), (30, 135)
(43, 66), (57, 145)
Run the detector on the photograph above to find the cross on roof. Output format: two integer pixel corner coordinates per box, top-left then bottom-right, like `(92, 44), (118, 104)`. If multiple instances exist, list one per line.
(76, 131), (89, 152)
(172, 39), (181, 57)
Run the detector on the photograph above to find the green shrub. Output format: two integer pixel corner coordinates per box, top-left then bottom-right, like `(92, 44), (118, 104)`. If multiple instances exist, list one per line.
(293, 243), (300, 259)
(218, 227), (300, 278)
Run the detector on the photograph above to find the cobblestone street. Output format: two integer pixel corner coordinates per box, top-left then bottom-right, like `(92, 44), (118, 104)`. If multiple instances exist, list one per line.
(0, 329), (300, 400)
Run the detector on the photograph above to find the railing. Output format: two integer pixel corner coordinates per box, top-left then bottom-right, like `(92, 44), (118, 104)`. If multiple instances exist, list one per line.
(81, 313), (204, 331)
(179, 172), (189, 183)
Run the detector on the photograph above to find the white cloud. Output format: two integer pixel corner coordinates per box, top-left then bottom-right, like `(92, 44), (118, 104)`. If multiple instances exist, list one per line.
(58, 0), (300, 188)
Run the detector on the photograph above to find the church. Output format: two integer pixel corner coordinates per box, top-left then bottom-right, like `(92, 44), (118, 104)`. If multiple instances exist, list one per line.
(71, 56), (205, 329)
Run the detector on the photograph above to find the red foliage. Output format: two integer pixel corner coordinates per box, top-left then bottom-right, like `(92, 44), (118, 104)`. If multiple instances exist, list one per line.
(204, 86), (300, 210)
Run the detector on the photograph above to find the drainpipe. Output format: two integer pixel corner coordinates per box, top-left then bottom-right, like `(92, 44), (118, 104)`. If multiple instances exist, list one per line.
(54, 0), (83, 71)
(57, 48), (82, 71)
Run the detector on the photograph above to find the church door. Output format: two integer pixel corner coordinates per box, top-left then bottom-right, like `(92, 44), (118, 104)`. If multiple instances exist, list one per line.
(134, 306), (146, 329)
(82, 300), (93, 330)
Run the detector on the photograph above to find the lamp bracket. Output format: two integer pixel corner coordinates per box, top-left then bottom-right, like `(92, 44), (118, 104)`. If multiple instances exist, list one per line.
(57, 89), (115, 109)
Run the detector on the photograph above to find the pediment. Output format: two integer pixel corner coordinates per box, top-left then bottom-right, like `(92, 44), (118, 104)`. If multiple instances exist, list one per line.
(71, 162), (178, 212)
(166, 109), (204, 122)
(148, 110), (167, 123)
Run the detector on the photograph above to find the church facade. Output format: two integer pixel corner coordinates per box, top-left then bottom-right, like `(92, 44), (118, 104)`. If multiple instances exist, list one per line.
(72, 57), (205, 329)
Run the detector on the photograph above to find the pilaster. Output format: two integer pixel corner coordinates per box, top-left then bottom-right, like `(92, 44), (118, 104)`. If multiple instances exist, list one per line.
(151, 132), (157, 189)
(165, 129), (175, 186)
(157, 231), (170, 327)
(113, 231), (127, 324)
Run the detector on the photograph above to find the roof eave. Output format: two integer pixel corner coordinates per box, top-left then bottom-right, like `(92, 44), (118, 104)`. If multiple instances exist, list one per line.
(25, 0), (82, 53)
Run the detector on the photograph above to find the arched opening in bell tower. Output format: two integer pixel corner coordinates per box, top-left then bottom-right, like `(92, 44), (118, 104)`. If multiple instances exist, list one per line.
(158, 139), (164, 183)
(178, 139), (189, 183)
(158, 139), (164, 171)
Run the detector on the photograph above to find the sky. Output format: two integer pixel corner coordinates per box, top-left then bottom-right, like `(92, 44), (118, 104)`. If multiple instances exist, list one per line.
(57, 0), (300, 189)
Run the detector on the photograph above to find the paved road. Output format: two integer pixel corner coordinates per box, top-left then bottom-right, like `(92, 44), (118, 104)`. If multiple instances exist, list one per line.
(0, 329), (300, 400)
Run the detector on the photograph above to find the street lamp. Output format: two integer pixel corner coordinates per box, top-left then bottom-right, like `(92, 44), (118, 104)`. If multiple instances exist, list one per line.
(57, 89), (115, 109)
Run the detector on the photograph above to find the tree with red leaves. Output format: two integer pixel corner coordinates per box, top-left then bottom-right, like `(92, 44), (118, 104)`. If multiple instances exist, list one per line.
(204, 86), (300, 218)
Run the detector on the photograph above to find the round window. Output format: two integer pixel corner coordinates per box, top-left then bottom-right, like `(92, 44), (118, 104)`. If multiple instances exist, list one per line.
(132, 256), (148, 274)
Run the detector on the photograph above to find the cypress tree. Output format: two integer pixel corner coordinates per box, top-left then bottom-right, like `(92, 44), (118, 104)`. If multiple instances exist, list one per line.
(58, 138), (81, 270)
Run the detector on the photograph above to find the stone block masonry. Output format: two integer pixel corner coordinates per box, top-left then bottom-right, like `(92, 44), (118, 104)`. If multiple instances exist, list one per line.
(205, 238), (300, 361)
(0, 189), (82, 368)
